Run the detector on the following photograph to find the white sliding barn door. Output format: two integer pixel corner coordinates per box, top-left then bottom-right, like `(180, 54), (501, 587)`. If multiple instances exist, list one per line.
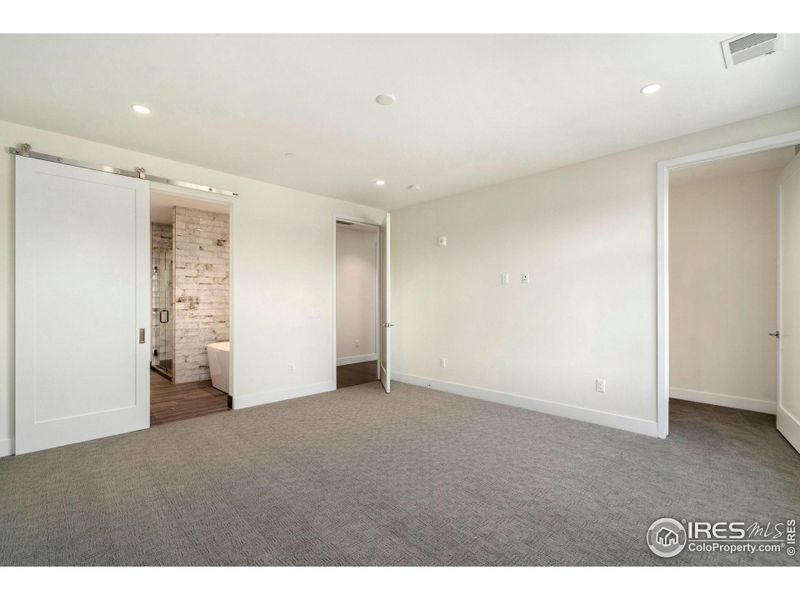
(15, 157), (150, 454)
(379, 213), (392, 392)
(778, 155), (800, 454)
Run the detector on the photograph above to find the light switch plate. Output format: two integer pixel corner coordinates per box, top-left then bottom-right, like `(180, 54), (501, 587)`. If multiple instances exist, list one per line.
(521, 272), (530, 284)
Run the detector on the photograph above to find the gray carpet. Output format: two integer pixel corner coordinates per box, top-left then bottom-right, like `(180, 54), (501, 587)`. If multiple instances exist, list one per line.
(1, 382), (798, 566)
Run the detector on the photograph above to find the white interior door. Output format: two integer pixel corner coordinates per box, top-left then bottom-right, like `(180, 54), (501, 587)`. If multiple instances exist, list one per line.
(778, 153), (800, 454)
(379, 213), (392, 392)
(15, 156), (150, 454)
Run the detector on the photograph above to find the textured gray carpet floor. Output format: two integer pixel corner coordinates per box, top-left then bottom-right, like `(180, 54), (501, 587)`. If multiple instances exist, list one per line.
(1, 382), (798, 566)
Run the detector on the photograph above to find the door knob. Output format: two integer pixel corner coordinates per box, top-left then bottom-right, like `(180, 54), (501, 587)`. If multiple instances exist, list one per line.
(769, 331), (780, 339)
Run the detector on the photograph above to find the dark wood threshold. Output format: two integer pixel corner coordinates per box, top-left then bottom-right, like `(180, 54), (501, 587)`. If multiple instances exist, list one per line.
(150, 371), (230, 426)
(337, 360), (379, 389)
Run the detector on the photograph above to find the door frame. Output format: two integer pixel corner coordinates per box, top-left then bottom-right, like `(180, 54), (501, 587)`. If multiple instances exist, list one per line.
(332, 217), (383, 388)
(149, 183), (237, 399)
(656, 129), (800, 439)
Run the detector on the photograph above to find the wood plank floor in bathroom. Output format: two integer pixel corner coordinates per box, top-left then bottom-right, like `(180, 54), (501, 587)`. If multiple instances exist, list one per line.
(336, 360), (379, 389)
(150, 371), (230, 426)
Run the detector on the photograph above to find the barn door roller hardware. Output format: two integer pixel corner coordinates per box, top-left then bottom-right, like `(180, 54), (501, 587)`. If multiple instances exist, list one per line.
(8, 143), (239, 198)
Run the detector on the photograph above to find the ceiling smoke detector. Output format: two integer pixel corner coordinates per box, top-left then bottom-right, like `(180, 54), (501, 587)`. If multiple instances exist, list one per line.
(375, 94), (397, 106)
(721, 34), (784, 69)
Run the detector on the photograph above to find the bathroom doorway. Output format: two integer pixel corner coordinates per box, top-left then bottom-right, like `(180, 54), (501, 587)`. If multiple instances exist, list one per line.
(149, 190), (232, 425)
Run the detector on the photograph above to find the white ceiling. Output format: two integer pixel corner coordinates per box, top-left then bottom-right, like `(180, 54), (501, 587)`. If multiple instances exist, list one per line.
(669, 146), (797, 185)
(1, 34), (799, 210)
(151, 190), (229, 224)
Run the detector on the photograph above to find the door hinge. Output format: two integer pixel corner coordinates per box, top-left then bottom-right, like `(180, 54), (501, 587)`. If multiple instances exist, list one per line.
(139, 328), (146, 344)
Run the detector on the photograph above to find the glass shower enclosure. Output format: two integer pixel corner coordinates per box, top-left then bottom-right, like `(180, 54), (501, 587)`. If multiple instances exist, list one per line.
(151, 241), (173, 378)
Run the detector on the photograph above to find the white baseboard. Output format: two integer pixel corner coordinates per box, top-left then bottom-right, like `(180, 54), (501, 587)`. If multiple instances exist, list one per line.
(0, 438), (14, 458)
(336, 353), (378, 367)
(777, 405), (800, 453)
(670, 387), (776, 415)
(233, 381), (335, 410)
(393, 372), (659, 437)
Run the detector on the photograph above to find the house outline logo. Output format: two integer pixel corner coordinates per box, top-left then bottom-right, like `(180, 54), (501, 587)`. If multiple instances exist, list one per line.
(647, 518), (687, 558)
(657, 527), (678, 546)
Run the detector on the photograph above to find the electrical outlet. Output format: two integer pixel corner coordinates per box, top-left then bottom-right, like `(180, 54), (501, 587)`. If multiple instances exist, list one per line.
(354, 340), (360, 348)
(595, 378), (606, 393)
(440, 357), (447, 368)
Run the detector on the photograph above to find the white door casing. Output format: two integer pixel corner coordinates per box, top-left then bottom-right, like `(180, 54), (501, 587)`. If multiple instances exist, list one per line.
(15, 156), (150, 454)
(778, 153), (800, 454)
(379, 213), (391, 393)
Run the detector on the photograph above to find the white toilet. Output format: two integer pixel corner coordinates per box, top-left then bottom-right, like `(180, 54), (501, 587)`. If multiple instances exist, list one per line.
(206, 341), (230, 394)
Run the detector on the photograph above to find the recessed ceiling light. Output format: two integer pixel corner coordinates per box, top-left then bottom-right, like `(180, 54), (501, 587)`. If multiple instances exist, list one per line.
(375, 180), (386, 187)
(407, 184), (421, 191)
(375, 94), (397, 106)
(640, 83), (662, 95)
(131, 104), (151, 115)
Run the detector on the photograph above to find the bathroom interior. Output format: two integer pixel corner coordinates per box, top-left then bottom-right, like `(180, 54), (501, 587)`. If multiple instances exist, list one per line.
(150, 190), (231, 425)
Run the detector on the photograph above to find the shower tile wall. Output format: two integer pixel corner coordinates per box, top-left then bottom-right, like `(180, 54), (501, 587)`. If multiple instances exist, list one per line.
(173, 206), (230, 384)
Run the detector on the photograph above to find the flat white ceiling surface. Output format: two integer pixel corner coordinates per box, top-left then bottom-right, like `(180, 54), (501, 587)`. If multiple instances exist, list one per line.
(1, 34), (799, 210)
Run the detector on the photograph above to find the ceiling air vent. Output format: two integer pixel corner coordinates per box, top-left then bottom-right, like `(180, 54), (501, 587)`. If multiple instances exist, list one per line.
(721, 33), (784, 68)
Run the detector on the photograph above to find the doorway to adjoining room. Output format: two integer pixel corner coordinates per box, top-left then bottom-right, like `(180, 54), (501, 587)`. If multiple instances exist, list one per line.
(335, 220), (380, 389)
(149, 190), (232, 424)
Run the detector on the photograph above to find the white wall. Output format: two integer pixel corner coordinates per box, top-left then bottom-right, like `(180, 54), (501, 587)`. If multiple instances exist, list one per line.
(669, 169), (780, 414)
(0, 120), (385, 456)
(336, 225), (378, 365)
(391, 107), (800, 437)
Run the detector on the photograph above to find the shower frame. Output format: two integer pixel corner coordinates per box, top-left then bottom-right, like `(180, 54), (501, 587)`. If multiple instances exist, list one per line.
(150, 222), (174, 380)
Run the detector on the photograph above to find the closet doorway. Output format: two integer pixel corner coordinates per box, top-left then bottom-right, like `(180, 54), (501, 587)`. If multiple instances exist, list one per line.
(335, 219), (380, 389)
